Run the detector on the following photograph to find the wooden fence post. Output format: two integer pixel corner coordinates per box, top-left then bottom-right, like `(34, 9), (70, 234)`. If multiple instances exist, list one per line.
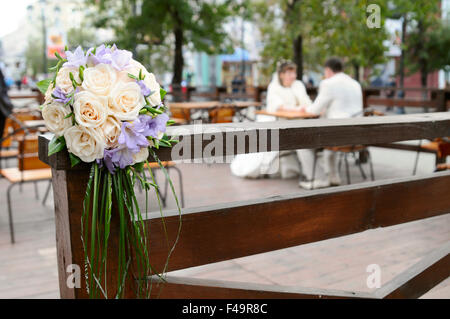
(39, 137), (132, 299)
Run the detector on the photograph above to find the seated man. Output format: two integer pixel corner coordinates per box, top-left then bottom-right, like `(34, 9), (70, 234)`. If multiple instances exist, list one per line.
(298, 57), (363, 189)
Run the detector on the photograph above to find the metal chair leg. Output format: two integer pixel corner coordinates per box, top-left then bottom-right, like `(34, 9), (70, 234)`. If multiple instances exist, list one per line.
(310, 150), (318, 190)
(7, 182), (18, 244)
(368, 152), (375, 181)
(412, 140), (422, 175)
(355, 152), (367, 180)
(344, 153), (351, 185)
(42, 180), (52, 205)
(34, 181), (39, 200)
(173, 166), (185, 208)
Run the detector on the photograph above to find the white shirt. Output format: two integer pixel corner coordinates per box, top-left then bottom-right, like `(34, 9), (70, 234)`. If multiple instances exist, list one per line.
(306, 73), (363, 119)
(266, 79), (312, 113)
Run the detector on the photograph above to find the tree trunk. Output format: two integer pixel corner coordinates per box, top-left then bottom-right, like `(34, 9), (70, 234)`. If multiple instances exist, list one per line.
(398, 14), (407, 90)
(353, 62), (360, 82)
(172, 27), (184, 86)
(172, 27), (184, 101)
(417, 21), (428, 111)
(293, 34), (303, 81)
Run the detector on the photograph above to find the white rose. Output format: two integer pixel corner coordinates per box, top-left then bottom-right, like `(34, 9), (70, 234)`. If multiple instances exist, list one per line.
(44, 85), (54, 105)
(64, 125), (105, 163)
(132, 147), (149, 164)
(82, 63), (117, 96)
(117, 59), (145, 83)
(55, 67), (80, 94)
(142, 72), (161, 106)
(100, 116), (122, 148)
(42, 102), (73, 137)
(108, 81), (145, 120)
(73, 90), (108, 128)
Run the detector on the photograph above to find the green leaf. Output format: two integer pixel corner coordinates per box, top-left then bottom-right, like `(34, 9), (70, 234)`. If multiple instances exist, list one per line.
(127, 73), (138, 80)
(146, 106), (163, 114)
(160, 88), (167, 100)
(69, 153), (81, 167)
(133, 162), (145, 172)
(64, 112), (74, 119)
(79, 66), (84, 81)
(48, 135), (66, 156)
(54, 51), (63, 60)
(158, 139), (171, 147)
(36, 78), (52, 94)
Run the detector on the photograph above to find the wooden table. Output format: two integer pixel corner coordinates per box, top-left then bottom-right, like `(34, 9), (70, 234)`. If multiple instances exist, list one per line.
(169, 101), (262, 123)
(169, 101), (220, 110)
(24, 120), (46, 128)
(255, 109), (319, 120)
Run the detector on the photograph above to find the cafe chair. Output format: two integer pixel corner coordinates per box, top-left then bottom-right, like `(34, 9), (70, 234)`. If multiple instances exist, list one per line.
(209, 107), (235, 123)
(143, 161), (185, 208)
(412, 138), (450, 175)
(310, 145), (375, 189)
(0, 135), (52, 243)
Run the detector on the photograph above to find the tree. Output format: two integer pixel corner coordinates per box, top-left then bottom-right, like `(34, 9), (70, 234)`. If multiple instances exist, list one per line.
(91, 0), (237, 88)
(394, 0), (449, 89)
(252, 0), (389, 83)
(25, 36), (58, 77)
(67, 26), (96, 50)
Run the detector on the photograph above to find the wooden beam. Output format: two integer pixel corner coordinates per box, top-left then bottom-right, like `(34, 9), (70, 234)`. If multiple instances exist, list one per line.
(376, 242), (450, 299)
(147, 243), (450, 299)
(146, 276), (373, 299)
(143, 172), (450, 273)
(367, 97), (439, 108)
(39, 112), (450, 169)
(371, 142), (436, 154)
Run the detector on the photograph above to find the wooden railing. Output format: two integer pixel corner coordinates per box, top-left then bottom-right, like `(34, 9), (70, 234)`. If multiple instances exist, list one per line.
(38, 112), (450, 299)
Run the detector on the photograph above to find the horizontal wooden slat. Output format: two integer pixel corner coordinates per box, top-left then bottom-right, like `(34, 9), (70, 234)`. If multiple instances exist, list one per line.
(367, 97), (439, 108)
(147, 276), (372, 299)
(376, 242), (450, 299)
(147, 243), (450, 299)
(39, 112), (450, 170)
(144, 172), (450, 272)
(371, 142), (436, 153)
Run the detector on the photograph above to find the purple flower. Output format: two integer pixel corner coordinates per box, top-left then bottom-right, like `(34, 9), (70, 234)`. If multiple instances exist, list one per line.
(118, 119), (150, 153)
(140, 113), (169, 139)
(137, 80), (151, 96)
(52, 86), (71, 104)
(103, 147), (135, 174)
(63, 46), (88, 68)
(110, 47), (132, 71)
(87, 44), (112, 65)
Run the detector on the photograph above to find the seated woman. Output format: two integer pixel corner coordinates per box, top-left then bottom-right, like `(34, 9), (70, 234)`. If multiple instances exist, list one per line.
(230, 60), (312, 179)
(266, 60), (312, 113)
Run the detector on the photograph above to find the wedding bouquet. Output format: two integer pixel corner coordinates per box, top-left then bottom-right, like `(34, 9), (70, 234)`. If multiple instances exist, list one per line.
(37, 45), (181, 298)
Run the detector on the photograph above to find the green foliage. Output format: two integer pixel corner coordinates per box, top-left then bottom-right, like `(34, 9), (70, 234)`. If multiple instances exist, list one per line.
(67, 26), (96, 51)
(25, 36), (57, 77)
(391, 0), (449, 85)
(69, 153), (82, 168)
(89, 0), (238, 83)
(36, 78), (52, 94)
(47, 135), (66, 156)
(252, 0), (389, 83)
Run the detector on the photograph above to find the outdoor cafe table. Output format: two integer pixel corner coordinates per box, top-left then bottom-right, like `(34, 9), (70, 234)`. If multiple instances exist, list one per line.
(169, 100), (262, 122)
(255, 109), (319, 120)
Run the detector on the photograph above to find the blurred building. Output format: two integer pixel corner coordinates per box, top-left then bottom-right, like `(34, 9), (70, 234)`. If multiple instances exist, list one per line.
(185, 15), (262, 91)
(0, 0), (112, 78)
